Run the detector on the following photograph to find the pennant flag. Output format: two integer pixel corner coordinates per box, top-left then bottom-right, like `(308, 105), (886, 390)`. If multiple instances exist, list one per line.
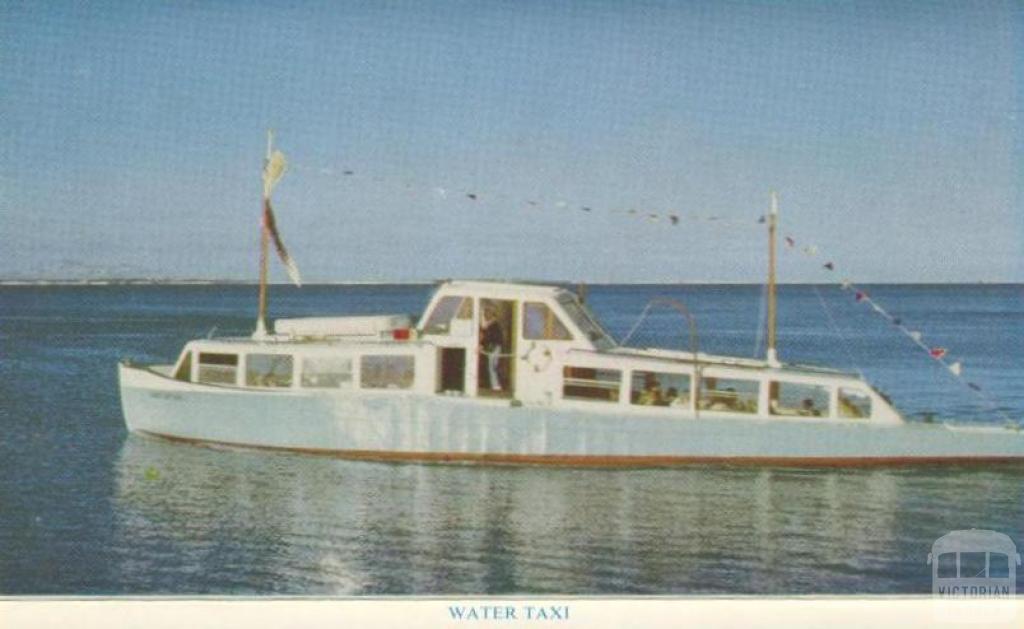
(262, 149), (287, 198)
(628, 209), (637, 215)
(527, 200), (538, 206)
(929, 347), (947, 359)
(909, 331), (923, 342)
(893, 317), (902, 325)
(802, 245), (818, 256)
(263, 200), (302, 287)
(841, 279), (851, 290)
(870, 302), (886, 315)
(785, 236), (795, 248)
(758, 215), (766, 224)
(855, 291), (866, 302)
(948, 361), (962, 376)
(342, 170), (354, 176)
(581, 206), (592, 212)
(670, 215), (679, 225)
(466, 193), (478, 200)
(968, 382), (982, 391)
(823, 262), (834, 270)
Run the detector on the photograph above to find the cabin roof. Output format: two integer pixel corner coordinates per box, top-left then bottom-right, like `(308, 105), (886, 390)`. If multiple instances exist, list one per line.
(436, 280), (570, 300)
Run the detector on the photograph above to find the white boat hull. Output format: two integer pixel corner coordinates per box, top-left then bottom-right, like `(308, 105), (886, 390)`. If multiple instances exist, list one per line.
(119, 364), (1024, 466)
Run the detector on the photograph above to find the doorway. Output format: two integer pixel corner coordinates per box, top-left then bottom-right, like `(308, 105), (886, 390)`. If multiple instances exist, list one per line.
(478, 298), (515, 398)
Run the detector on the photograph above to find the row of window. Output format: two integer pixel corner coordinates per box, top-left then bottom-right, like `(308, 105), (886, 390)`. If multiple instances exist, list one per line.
(561, 367), (872, 418)
(935, 551), (1013, 579)
(182, 351), (416, 390)
(177, 350), (872, 418)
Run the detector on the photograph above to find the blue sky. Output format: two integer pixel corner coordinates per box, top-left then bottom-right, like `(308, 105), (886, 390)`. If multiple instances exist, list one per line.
(1, 0), (1020, 282)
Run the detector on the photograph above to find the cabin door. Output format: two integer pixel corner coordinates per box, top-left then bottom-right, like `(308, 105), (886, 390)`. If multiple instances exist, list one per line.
(477, 298), (516, 398)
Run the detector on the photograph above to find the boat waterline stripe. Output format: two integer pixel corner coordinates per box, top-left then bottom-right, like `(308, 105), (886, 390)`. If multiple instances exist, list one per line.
(136, 431), (1024, 468)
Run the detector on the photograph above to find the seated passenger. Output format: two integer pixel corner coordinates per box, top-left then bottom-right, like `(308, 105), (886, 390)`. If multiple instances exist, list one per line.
(799, 398), (821, 417)
(663, 386), (678, 406)
(637, 374), (663, 406)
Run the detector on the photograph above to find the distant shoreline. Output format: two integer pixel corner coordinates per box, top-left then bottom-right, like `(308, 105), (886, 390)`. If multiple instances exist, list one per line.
(0, 279), (1019, 287)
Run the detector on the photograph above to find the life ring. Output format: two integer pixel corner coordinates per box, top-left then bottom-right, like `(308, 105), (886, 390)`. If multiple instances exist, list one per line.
(521, 342), (553, 373)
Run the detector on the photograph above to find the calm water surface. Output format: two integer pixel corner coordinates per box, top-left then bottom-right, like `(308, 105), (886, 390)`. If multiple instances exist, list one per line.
(1, 284), (1021, 594)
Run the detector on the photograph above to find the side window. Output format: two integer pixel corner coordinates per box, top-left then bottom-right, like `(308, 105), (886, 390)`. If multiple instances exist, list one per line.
(937, 552), (957, 579)
(989, 553), (1010, 579)
(197, 352), (238, 385)
(173, 350), (192, 382)
(523, 302), (572, 340)
(563, 366), (621, 402)
(959, 552), (987, 578)
(301, 356), (353, 388)
(245, 354), (294, 388)
(769, 381), (830, 417)
(631, 371), (691, 407)
(422, 296), (473, 336)
(698, 377), (759, 414)
(839, 388), (872, 419)
(361, 355), (415, 389)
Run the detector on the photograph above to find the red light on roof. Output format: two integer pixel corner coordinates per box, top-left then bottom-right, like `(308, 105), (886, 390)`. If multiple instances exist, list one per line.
(392, 328), (411, 341)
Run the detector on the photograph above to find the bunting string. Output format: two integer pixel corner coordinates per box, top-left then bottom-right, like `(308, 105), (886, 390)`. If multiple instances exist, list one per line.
(295, 162), (766, 230)
(781, 234), (1015, 424)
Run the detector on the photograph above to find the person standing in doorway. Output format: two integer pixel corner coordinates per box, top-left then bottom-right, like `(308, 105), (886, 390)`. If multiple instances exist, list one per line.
(480, 306), (504, 392)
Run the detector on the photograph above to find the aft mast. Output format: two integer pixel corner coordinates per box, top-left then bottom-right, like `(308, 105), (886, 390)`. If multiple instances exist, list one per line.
(766, 190), (780, 367)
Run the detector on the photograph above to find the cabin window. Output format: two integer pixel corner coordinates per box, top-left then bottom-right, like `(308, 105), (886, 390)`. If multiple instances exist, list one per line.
(937, 553), (957, 578)
(523, 302), (572, 341)
(631, 371), (691, 407)
(301, 356), (353, 388)
(698, 377), (759, 413)
(989, 553), (1010, 578)
(422, 296), (474, 335)
(197, 352), (238, 385)
(558, 295), (614, 349)
(563, 366), (621, 402)
(361, 355), (415, 389)
(245, 353), (294, 388)
(959, 552), (987, 578)
(838, 388), (872, 419)
(174, 351), (192, 382)
(769, 381), (829, 417)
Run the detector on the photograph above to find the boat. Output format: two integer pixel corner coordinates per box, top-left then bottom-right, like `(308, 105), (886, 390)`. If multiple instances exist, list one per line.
(117, 137), (1024, 466)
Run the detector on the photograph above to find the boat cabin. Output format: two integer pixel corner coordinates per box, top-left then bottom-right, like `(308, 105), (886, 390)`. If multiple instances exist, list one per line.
(165, 280), (901, 424)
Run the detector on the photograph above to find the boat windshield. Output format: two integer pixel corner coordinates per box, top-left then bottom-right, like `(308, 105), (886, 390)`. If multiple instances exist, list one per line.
(558, 294), (615, 350)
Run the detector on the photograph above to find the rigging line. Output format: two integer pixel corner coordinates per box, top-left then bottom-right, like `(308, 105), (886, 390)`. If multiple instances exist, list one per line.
(620, 301), (656, 347)
(811, 284), (865, 380)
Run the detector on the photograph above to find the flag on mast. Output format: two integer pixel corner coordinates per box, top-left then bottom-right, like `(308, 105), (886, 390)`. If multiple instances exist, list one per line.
(261, 149), (302, 287)
(263, 200), (302, 286)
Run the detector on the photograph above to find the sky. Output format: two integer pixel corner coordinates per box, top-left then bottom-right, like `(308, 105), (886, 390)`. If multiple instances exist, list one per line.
(1, 0), (1020, 283)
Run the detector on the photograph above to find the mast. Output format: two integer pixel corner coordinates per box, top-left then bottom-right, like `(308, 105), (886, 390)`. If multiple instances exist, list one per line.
(766, 190), (780, 366)
(254, 130), (273, 339)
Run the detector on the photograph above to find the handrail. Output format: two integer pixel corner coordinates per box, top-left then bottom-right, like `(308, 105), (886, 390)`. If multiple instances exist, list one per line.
(619, 297), (701, 417)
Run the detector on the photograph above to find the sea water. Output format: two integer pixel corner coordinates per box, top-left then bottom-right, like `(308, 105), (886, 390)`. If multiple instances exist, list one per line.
(0, 283), (1021, 594)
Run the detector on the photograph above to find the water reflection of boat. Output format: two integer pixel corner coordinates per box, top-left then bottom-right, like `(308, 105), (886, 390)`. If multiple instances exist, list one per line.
(117, 139), (1024, 466)
(112, 436), (1024, 593)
